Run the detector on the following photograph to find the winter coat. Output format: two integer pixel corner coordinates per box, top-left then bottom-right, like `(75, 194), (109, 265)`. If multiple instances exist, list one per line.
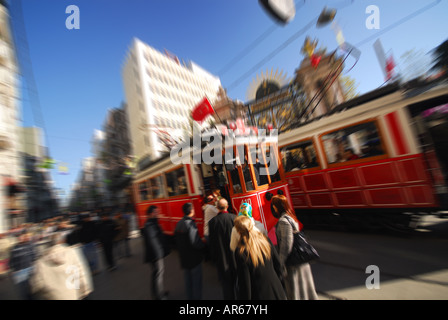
(97, 219), (119, 244)
(114, 217), (129, 242)
(9, 241), (36, 272)
(30, 243), (93, 300)
(234, 241), (286, 300)
(208, 212), (236, 274)
(174, 216), (205, 269)
(141, 218), (170, 263)
(78, 220), (98, 244)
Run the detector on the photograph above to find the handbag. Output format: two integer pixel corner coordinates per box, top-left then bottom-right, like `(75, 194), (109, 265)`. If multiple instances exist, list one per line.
(284, 216), (320, 266)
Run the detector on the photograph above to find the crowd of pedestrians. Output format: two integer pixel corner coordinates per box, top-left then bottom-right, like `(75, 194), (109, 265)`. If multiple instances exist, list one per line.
(1, 192), (319, 301)
(142, 190), (318, 301)
(0, 206), (135, 300)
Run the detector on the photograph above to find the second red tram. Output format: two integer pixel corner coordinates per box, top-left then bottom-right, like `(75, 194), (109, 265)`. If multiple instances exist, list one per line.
(277, 80), (448, 228)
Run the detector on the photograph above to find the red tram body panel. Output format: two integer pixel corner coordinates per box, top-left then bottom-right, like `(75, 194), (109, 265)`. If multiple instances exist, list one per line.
(286, 154), (437, 210)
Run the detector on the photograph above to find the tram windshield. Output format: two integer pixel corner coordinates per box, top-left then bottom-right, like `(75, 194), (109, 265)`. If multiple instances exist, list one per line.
(227, 142), (282, 194)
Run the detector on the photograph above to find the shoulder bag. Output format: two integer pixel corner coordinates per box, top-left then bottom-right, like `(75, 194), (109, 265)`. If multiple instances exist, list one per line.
(284, 216), (320, 266)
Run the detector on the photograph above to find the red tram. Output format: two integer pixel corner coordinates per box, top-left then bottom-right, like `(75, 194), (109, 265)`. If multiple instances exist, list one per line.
(133, 80), (448, 234)
(132, 126), (291, 237)
(278, 80), (448, 228)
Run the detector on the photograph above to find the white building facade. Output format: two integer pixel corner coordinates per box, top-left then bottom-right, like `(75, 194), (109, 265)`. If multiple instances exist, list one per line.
(122, 38), (221, 161)
(0, 2), (21, 232)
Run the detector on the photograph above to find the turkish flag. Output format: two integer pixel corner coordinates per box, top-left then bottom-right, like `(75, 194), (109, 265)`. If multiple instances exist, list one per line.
(385, 55), (395, 80)
(310, 54), (322, 68)
(191, 97), (214, 123)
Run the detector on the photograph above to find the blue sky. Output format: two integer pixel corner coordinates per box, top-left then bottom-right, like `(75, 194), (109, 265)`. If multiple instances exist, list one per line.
(11, 0), (448, 204)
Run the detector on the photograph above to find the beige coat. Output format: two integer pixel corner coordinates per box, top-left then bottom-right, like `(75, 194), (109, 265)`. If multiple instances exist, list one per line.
(30, 243), (93, 300)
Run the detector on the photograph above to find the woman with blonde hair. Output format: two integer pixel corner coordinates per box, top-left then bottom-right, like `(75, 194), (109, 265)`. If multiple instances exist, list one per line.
(233, 215), (286, 300)
(271, 195), (319, 300)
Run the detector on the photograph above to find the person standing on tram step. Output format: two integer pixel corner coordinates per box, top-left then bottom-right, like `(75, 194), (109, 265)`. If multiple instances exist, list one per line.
(208, 198), (237, 299)
(175, 202), (206, 300)
(141, 205), (170, 300)
(203, 194), (219, 243)
(271, 195), (319, 300)
(233, 215), (286, 300)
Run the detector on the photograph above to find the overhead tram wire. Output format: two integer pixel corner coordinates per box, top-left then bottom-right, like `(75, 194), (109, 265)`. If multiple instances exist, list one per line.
(245, 0), (442, 131)
(217, 0), (306, 77)
(224, 0), (355, 93)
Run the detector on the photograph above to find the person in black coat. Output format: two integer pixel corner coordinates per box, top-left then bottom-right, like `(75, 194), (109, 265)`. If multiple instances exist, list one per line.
(174, 202), (205, 300)
(141, 205), (170, 300)
(208, 198), (237, 299)
(79, 212), (100, 274)
(97, 212), (120, 271)
(233, 215), (286, 300)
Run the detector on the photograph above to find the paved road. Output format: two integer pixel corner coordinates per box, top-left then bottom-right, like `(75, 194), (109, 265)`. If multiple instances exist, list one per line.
(1, 215), (447, 300)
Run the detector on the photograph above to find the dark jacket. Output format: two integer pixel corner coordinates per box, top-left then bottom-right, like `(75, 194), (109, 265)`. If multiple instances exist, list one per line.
(235, 241), (286, 300)
(141, 218), (170, 263)
(174, 216), (205, 269)
(97, 219), (119, 244)
(79, 220), (98, 244)
(9, 241), (36, 272)
(208, 211), (236, 274)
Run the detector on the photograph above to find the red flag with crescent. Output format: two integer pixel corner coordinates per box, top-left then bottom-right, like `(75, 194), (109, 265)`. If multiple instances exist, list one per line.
(191, 97), (214, 123)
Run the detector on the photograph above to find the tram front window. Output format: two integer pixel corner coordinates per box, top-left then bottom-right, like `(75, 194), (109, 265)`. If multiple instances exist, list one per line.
(259, 145), (281, 184)
(230, 166), (242, 193)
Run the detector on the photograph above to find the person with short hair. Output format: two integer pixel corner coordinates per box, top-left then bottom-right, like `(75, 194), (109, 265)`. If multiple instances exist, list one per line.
(141, 205), (170, 300)
(208, 198), (237, 299)
(174, 203), (205, 300)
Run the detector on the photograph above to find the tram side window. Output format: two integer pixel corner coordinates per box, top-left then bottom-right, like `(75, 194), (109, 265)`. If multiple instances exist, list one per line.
(165, 167), (188, 197)
(150, 175), (165, 199)
(138, 181), (149, 201)
(281, 140), (319, 173)
(321, 121), (385, 164)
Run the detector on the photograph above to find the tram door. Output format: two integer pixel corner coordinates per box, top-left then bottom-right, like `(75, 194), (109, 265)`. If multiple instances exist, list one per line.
(225, 140), (292, 234)
(412, 111), (448, 208)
